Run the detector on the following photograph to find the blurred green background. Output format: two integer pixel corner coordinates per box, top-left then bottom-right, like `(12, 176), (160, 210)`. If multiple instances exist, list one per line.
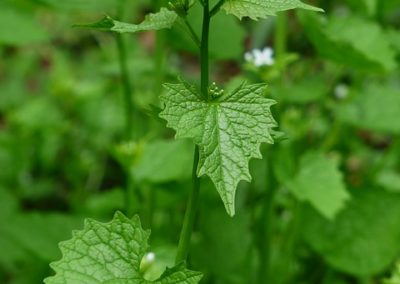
(1, 0), (400, 283)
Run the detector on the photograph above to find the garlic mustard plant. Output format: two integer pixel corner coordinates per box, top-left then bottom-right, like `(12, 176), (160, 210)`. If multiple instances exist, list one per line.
(44, 1), (323, 283)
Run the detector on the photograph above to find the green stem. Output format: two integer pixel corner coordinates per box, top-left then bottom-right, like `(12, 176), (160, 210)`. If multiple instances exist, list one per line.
(258, 154), (277, 282)
(280, 200), (303, 283)
(116, 34), (134, 141)
(175, 146), (201, 264)
(116, 1), (137, 216)
(376, 0), (384, 23)
(175, 0), (211, 264)
(274, 12), (288, 77)
(200, 0), (210, 100)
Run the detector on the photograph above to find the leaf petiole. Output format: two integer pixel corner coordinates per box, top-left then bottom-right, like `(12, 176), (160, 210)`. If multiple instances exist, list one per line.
(181, 16), (201, 48)
(210, 0), (225, 17)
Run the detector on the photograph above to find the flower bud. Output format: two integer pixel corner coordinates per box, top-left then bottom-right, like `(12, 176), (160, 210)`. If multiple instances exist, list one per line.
(168, 0), (190, 17)
(209, 82), (224, 99)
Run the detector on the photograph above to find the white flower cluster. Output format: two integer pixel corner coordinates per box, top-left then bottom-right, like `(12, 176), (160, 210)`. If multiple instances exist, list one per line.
(244, 47), (275, 67)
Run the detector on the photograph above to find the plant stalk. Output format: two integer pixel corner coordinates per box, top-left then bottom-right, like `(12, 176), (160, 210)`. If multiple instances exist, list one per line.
(116, 0), (137, 216)
(116, 34), (135, 140)
(200, 0), (210, 100)
(258, 154), (277, 282)
(175, 0), (211, 264)
(175, 146), (201, 264)
(274, 12), (288, 80)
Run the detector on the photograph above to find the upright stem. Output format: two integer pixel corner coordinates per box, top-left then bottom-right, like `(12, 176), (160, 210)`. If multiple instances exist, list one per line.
(175, 0), (211, 264)
(200, 0), (210, 100)
(274, 12), (288, 79)
(116, 0), (137, 216)
(154, 0), (166, 98)
(274, 13), (287, 61)
(258, 153), (277, 282)
(175, 147), (201, 264)
(116, 34), (134, 140)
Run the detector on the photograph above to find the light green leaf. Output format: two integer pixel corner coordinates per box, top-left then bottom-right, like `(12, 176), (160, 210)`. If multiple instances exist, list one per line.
(300, 13), (397, 72)
(287, 152), (350, 220)
(302, 189), (400, 276)
(337, 83), (400, 134)
(75, 8), (178, 33)
(385, 262), (400, 284)
(45, 212), (202, 284)
(222, 0), (323, 20)
(159, 81), (277, 216)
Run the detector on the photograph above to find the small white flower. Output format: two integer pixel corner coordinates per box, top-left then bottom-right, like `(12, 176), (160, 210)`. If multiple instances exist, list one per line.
(244, 47), (275, 67)
(334, 84), (349, 100)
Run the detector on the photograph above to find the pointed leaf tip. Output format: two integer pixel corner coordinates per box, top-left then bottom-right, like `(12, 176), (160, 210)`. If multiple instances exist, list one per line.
(160, 80), (277, 216)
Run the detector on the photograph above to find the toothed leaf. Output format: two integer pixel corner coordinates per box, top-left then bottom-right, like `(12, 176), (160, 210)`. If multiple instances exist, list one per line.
(75, 8), (178, 33)
(159, 81), (277, 216)
(222, 0), (323, 20)
(44, 212), (202, 284)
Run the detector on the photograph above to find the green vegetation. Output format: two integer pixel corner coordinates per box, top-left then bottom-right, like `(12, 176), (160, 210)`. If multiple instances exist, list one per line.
(0, 0), (400, 283)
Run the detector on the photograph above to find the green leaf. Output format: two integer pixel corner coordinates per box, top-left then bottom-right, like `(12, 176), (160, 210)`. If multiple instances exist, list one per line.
(337, 83), (400, 134)
(45, 212), (202, 284)
(159, 81), (277, 216)
(287, 152), (350, 220)
(385, 262), (400, 284)
(221, 0), (323, 20)
(299, 13), (397, 72)
(75, 8), (178, 33)
(302, 189), (400, 276)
